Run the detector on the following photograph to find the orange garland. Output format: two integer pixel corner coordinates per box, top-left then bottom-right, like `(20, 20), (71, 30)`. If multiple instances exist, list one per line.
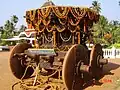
(52, 6), (69, 18)
(37, 7), (51, 18)
(26, 6), (99, 33)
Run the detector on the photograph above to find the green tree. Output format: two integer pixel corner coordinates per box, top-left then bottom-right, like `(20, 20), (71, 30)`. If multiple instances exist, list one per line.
(0, 26), (4, 43)
(15, 25), (27, 36)
(19, 25), (27, 32)
(91, 1), (115, 46)
(92, 15), (109, 44)
(0, 15), (20, 45)
(11, 15), (19, 26)
(91, 0), (101, 13)
(109, 20), (120, 44)
(0, 26), (4, 38)
(11, 15), (19, 35)
(3, 15), (19, 38)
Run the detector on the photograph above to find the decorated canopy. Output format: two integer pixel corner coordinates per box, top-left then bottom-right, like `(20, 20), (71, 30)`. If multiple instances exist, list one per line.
(25, 1), (99, 33)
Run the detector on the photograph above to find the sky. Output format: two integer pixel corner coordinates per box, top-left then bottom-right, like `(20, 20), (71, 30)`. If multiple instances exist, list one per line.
(0, 0), (120, 27)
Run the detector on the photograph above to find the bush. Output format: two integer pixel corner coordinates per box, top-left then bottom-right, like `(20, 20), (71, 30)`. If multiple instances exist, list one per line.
(107, 43), (120, 49)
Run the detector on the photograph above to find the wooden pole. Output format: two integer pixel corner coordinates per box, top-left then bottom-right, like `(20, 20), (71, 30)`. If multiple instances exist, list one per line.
(72, 33), (75, 44)
(77, 32), (80, 44)
(53, 31), (56, 47)
(84, 19), (87, 33)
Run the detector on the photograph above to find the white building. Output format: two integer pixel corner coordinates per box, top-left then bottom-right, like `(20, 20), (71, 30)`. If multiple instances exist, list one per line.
(2, 29), (36, 44)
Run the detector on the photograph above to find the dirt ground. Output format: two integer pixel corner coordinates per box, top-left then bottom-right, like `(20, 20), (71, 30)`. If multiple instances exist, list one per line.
(0, 51), (120, 90)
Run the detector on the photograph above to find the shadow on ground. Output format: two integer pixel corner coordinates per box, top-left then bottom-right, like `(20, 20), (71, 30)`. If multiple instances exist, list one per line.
(82, 62), (120, 89)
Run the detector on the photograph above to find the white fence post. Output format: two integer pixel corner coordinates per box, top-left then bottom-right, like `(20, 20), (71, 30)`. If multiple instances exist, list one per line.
(89, 46), (120, 59)
(111, 46), (116, 58)
(115, 48), (120, 58)
(102, 48), (112, 58)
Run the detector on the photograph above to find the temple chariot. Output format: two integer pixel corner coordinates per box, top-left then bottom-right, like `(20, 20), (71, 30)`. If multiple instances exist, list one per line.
(9, 1), (108, 90)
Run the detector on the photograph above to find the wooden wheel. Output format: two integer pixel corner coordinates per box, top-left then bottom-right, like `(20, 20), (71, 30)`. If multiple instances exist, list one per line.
(90, 44), (103, 79)
(62, 44), (89, 90)
(9, 43), (34, 79)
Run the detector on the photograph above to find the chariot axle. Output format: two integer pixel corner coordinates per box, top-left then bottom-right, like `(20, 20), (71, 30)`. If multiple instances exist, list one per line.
(79, 65), (91, 73)
(99, 58), (108, 65)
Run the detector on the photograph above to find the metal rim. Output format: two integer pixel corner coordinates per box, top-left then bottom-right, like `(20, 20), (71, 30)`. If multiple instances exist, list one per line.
(90, 44), (103, 79)
(9, 43), (34, 79)
(62, 44), (89, 90)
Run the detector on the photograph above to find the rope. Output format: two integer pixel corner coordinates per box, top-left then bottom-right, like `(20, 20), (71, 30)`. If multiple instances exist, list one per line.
(11, 65), (34, 90)
(12, 81), (21, 90)
(21, 65), (33, 80)
(11, 62), (62, 90)
(60, 33), (72, 42)
(44, 70), (58, 78)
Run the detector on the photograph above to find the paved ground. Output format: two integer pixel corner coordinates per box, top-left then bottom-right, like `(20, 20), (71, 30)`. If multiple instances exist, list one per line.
(0, 52), (18, 90)
(0, 51), (120, 90)
(85, 58), (120, 90)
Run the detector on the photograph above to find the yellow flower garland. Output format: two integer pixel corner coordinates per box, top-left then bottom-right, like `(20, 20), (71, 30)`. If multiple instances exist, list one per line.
(69, 18), (80, 26)
(42, 19), (51, 26)
(35, 26), (45, 33)
(58, 18), (67, 25)
(34, 19), (42, 30)
(46, 25), (66, 32)
(37, 7), (51, 18)
(52, 6), (69, 18)
(68, 25), (80, 33)
(26, 6), (99, 33)
(70, 7), (86, 19)
(87, 11), (94, 20)
(30, 10), (36, 21)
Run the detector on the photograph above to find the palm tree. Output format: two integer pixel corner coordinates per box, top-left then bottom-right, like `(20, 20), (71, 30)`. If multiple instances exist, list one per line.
(92, 15), (109, 44)
(11, 15), (18, 23)
(11, 15), (19, 27)
(3, 15), (19, 38)
(91, 0), (101, 13)
(108, 20), (120, 44)
(11, 15), (19, 35)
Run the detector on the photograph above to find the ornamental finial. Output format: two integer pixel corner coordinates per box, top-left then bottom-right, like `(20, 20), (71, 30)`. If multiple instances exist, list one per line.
(46, 0), (52, 2)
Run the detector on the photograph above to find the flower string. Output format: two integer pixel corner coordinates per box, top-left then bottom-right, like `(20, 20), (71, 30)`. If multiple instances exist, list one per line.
(52, 6), (69, 18)
(30, 10), (36, 21)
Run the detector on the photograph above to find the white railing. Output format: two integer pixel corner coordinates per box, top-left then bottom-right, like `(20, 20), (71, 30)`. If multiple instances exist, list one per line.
(103, 48), (113, 58)
(89, 47), (120, 59)
(89, 46), (120, 58)
(114, 49), (120, 58)
(103, 47), (120, 58)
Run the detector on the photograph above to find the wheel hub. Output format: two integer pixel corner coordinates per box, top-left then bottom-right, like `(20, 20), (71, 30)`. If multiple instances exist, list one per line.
(76, 61), (91, 76)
